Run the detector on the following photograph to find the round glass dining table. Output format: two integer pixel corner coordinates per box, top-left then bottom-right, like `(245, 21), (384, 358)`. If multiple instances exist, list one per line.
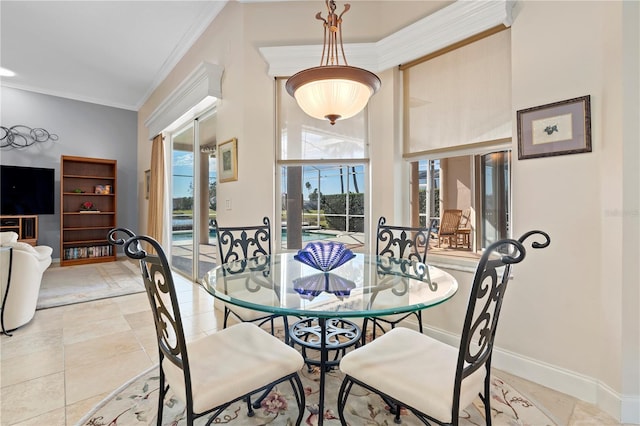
(201, 252), (458, 424)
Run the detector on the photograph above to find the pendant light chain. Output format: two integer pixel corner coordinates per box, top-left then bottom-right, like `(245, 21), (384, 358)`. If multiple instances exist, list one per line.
(318, 0), (351, 67)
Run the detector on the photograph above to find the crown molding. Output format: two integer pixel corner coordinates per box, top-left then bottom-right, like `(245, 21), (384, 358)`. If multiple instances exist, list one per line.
(259, 0), (513, 77)
(144, 62), (223, 140)
(1, 81), (138, 110)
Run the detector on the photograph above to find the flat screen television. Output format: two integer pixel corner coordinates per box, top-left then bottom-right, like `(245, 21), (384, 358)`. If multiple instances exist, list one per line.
(0, 165), (55, 215)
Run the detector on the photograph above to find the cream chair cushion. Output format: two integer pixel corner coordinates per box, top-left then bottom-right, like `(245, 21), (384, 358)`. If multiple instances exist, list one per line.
(340, 327), (485, 424)
(162, 322), (304, 414)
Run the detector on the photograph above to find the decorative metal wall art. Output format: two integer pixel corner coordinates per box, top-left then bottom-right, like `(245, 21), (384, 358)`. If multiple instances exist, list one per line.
(0, 125), (58, 149)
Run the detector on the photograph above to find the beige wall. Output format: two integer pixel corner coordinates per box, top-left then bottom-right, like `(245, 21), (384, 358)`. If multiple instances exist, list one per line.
(510, 0), (608, 380)
(508, 0), (637, 418)
(136, 0), (639, 421)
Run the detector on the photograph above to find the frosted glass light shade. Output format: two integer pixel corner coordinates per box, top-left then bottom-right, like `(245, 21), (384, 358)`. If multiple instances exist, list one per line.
(286, 65), (381, 125)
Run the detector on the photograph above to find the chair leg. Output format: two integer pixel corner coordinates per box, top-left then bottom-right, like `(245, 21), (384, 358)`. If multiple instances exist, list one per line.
(361, 318), (370, 346)
(283, 316), (290, 345)
(186, 404), (195, 426)
(269, 317), (275, 336)
(157, 370), (166, 426)
(373, 319), (386, 338)
(372, 319), (380, 340)
(252, 386), (274, 409)
(393, 403), (402, 424)
(223, 306), (231, 328)
(417, 311), (423, 333)
(246, 396), (255, 417)
(484, 372), (492, 426)
(291, 374), (306, 426)
(337, 376), (354, 424)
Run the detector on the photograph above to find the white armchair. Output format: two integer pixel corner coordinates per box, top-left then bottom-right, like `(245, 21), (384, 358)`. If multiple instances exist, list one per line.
(0, 232), (52, 334)
(0, 231), (18, 244)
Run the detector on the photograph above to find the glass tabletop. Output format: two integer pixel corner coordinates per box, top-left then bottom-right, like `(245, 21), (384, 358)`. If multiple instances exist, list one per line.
(201, 252), (458, 318)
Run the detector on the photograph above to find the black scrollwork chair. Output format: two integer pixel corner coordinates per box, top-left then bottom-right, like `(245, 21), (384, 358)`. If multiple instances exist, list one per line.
(338, 230), (550, 426)
(108, 228), (305, 426)
(361, 216), (435, 344)
(212, 217), (291, 339)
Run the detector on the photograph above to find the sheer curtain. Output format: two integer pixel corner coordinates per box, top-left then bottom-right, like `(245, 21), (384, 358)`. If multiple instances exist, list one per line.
(147, 134), (165, 243)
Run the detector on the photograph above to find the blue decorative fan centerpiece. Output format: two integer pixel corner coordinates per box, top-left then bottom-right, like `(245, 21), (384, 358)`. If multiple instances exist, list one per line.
(294, 241), (355, 272)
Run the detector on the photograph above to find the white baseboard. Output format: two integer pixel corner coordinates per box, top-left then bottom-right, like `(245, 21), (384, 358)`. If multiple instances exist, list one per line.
(621, 393), (640, 424)
(420, 322), (639, 424)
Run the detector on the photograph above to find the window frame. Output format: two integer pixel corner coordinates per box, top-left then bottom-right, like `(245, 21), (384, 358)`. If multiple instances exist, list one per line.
(275, 78), (371, 253)
(409, 142), (512, 261)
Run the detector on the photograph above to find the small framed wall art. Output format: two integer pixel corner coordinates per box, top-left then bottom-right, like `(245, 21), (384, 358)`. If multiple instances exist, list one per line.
(517, 95), (591, 160)
(218, 138), (238, 183)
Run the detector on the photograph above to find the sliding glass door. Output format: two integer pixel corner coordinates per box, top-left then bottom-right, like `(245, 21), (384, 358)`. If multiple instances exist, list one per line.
(480, 150), (510, 248)
(169, 110), (217, 280)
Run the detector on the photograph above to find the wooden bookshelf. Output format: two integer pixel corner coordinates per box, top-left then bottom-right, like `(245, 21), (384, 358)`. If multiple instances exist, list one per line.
(60, 156), (117, 266)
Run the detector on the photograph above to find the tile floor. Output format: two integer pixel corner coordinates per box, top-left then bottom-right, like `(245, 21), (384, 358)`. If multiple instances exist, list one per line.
(0, 266), (627, 426)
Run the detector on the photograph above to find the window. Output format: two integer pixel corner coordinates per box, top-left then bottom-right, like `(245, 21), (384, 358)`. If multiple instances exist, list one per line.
(417, 159), (440, 227)
(403, 29), (512, 256)
(280, 165), (365, 250)
(414, 149), (511, 253)
(276, 78), (369, 252)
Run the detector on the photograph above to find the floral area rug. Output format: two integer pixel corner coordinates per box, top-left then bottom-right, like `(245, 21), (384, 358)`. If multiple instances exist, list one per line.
(38, 259), (143, 309)
(78, 363), (558, 426)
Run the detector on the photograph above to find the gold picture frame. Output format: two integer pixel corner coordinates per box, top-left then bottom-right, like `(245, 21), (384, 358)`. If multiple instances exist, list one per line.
(144, 169), (151, 200)
(218, 138), (238, 183)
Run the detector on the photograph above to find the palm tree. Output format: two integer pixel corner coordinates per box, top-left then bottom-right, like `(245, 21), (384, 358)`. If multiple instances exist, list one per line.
(351, 167), (359, 193)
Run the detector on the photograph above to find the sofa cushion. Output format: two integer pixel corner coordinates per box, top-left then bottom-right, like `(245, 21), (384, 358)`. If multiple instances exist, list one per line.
(0, 232), (19, 244)
(3, 242), (51, 263)
(4, 241), (38, 255)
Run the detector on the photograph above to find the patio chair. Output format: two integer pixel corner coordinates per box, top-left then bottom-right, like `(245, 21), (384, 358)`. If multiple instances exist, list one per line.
(360, 216), (434, 345)
(455, 208), (472, 249)
(108, 228), (306, 426)
(337, 230), (551, 426)
(436, 209), (463, 248)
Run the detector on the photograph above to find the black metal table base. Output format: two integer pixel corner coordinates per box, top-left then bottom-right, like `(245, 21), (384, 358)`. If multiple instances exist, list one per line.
(289, 317), (361, 425)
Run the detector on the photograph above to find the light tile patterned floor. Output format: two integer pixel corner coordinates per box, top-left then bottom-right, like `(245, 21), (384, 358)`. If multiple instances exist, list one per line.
(0, 266), (626, 425)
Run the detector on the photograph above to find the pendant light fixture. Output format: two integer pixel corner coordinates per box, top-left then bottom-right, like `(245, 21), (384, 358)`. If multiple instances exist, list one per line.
(285, 0), (381, 125)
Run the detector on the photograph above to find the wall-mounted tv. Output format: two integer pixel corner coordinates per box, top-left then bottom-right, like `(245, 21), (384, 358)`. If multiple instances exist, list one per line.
(1, 165), (55, 215)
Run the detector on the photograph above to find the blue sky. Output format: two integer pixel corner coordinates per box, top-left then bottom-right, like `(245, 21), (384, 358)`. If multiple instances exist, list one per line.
(172, 151), (216, 198)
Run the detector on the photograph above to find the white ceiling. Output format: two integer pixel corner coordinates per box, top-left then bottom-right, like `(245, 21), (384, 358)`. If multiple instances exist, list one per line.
(1, 1), (462, 113)
(1, 1), (227, 111)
